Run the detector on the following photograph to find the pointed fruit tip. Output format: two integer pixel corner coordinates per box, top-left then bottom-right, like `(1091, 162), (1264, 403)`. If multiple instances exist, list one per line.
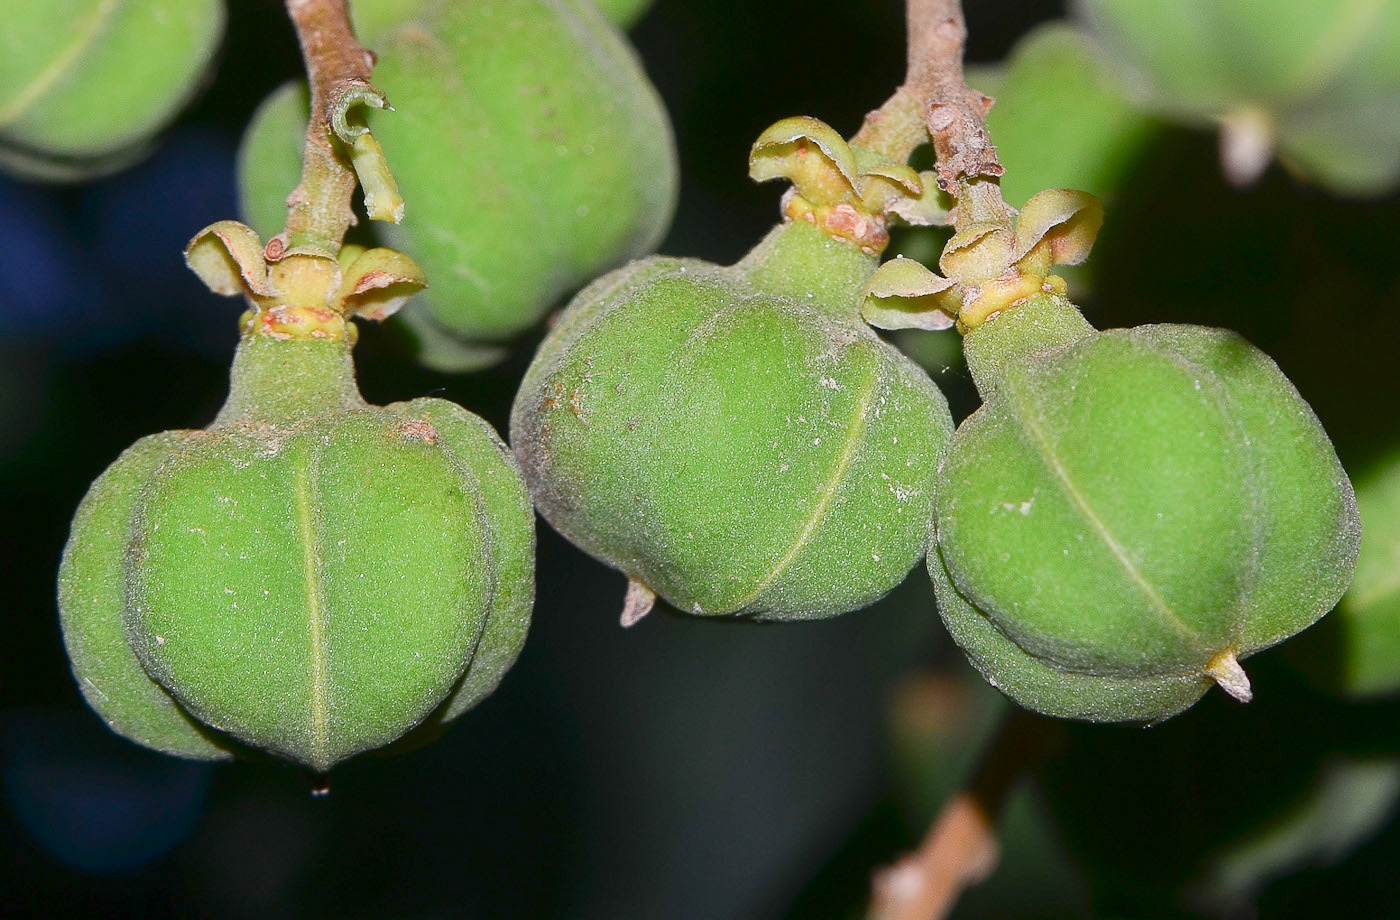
(619, 578), (656, 628)
(1219, 108), (1276, 188)
(1206, 649), (1253, 703)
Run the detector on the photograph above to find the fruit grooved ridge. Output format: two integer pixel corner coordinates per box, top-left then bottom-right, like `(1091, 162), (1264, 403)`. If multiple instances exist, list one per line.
(433, 415), (500, 671)
(0, 0), (118, 127)
(732, 355), (881, 612)
(294, 447), (331, 768)
(1003, 387), (1204, 650)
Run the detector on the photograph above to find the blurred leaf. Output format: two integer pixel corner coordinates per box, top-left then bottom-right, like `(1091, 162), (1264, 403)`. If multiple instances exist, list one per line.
(985, 23), (1160, 209)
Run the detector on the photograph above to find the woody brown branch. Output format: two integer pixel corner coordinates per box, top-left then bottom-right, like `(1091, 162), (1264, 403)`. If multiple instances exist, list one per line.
(906, 0), (1004, 190)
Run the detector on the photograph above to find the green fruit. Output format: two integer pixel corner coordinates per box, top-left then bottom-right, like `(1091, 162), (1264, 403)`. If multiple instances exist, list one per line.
(984, 23), (1159, 210)
(1290, 452), (1400, 698)
(349, 0), (436, 44)
(1077, 0), (1400, 194)
(60, 318), (533, 771)
(512, 219), (955, 621)
(237, 0), (677, 366)
(59, 432), (233, 761)
(0, 0), (225, 181)
(931, 296), (1359, 722)
(593, 0), (654, 29)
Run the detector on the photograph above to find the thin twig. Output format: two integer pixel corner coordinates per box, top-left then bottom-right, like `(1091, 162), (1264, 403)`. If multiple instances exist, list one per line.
(911, 0), (1003, 191)
(281, 0), (378, 251)
(868, 709), (1050, 920)
(848, 0), (1004, 188)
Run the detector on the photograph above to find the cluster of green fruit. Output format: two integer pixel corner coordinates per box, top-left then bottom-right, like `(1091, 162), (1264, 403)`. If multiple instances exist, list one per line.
(51, 0), (1377, 778)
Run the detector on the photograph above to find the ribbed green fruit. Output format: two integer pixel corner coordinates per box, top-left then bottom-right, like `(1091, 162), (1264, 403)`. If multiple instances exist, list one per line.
(237, 0), (677, 367)
(1077, 0), (1400, 194)
(0, 0), (225, 181)
(932, 296), (1359, 722)
(512, 220), (955, 621)
(59, 333), (534, 770)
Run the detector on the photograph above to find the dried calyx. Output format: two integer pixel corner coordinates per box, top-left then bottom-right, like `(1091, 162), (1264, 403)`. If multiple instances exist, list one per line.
(861, 184), (1102, 332)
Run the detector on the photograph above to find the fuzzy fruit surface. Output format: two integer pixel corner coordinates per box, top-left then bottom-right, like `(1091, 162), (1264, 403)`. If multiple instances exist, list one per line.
(237, 0), (676, 357)
(0, 0), (225, 181)
(59, 333), (534, 771)
(932, 296), (1359, 722)
(512, 220), (955, 620)
(591, 0), (655, 29)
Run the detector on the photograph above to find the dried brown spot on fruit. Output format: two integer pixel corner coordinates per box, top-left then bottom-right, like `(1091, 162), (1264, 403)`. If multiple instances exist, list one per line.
(399, 419), (438, 443)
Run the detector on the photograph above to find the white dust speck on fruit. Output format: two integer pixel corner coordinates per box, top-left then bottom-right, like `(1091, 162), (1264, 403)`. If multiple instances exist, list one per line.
(888, 482), (916, 501)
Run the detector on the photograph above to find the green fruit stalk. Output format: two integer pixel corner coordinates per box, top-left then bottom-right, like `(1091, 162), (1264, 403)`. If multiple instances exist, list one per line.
(59, 233), (534, 770)
(238, 0), (677, 369)
(931, 295), (1359, 722)
(0, 0), (225, 181)
(512, 120), (955, 623)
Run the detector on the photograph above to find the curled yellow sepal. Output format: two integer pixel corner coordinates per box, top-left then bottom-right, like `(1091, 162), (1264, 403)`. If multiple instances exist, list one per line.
(850, 146), (949, 227)
(860, 256), (959, 331)
(185, 220), (273, 297)
(1011, 188), (1103, 276)
(751, 118), (961, 252)
(748, 116), (860, 208)
(335, 246), (428, 321)
(939, 221), (1016, 282)
(883, 169), (950, 226)
(935, 188), (1105, 330)
(748, 118), (951, 231)
(184, 221), (427, 337)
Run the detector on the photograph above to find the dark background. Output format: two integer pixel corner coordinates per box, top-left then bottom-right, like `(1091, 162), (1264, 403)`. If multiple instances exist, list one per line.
(5, 1), (1400, 917)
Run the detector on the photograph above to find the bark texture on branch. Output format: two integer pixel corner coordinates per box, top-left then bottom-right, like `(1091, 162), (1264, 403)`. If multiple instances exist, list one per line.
(906, 0), (1004, 190)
